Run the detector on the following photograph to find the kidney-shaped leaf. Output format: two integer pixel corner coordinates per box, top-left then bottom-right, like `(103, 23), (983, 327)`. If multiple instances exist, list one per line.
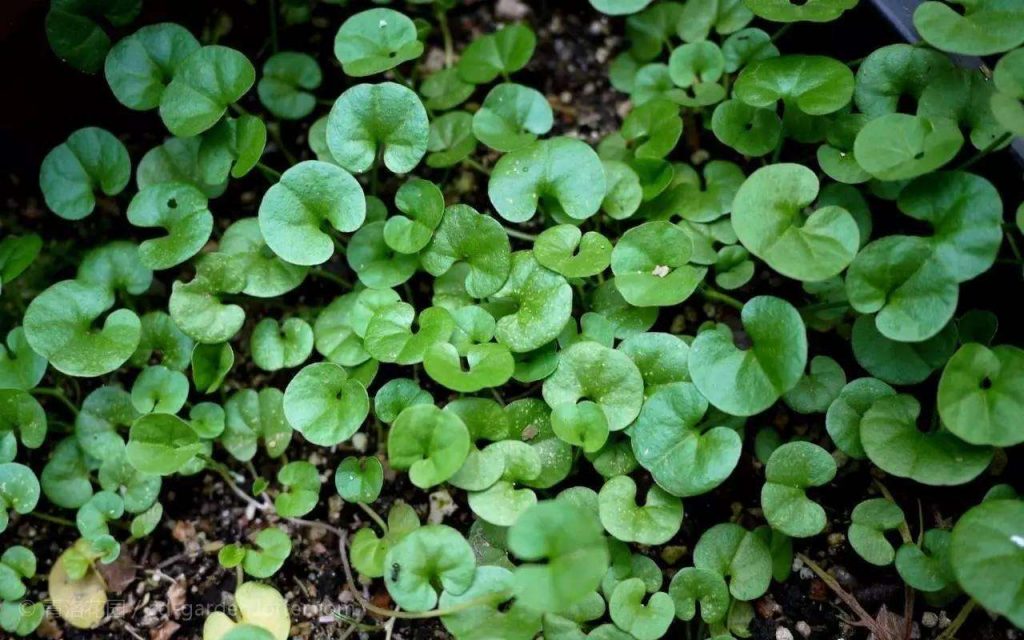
(735, 55), (854, 115)
(40, 127), (131, 221)
(913, 0), (1024, 56)
(283, 363), (369, 447)
(334, 8), (423, 77)
(327, 82), (429, 174)
(160, 45), (255, 137)
(127, 183), (212, 269)
(388, 404), (470, 488)
(938, 343), (1024, 447)
(950, 499), (1024, 628)
(104, 23), (199, 110)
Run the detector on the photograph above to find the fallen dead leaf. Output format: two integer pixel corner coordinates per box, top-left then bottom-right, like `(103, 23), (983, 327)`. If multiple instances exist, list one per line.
(167, 577), (188, 619)
(150, 620), (180, 640)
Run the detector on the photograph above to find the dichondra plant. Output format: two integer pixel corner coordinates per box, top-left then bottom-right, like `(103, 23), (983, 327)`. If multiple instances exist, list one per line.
(1, 0), (1021, 638)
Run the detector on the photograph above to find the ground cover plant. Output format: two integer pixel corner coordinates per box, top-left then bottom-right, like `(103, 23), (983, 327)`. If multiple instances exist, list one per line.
(2, 0), (1024, 638)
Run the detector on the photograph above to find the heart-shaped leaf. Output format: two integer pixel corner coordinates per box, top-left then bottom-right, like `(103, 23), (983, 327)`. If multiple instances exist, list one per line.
(160, 45), (255, 137)
(492, 251), (573, 353)
(104, 23), (200, 110)
(0, 463), (40, 533)
(220, 218), (308, 297)
(598, 476), (684, 545)
(223, 388), (290, 461)
(258, 52), (321, 119)
(40, 127), (131, 220)
(711, 99), (782, 157)
(736, 55), (854, 116)
(24, 279), (141, 377)
(127, 183), (212, 269)
(327, 82), (429, 174)
(669, 567), (730, 624)
(335, 456), (383, 503)
(761, 441), (836, 538)
(937, 343), (1024, 447)
(168, 254), (246, 344)
(422, 204), (512, 298)
(458, 24), (536, 84)
(693, 523), (772, 601)
(283, 362), (368, 446)
(608, 578), (675, 640)
(913, 0), (1024, 56)
(473, 83), (554, 152)
(334, 8), (423, 77)
(743, 0), (858, 22)
(384, 178), (444, 254)
(258, 160), (366, 266)
(951, 499), (1024, 627)
(611, 221), (705, 306)
(544, 341), (645, 431)
(825, 377), (895, 458)
(384, 524), (476, 612)
(489, 137), (606, 223)
(848, 498), (905, 566)
(388, 404), (470, 488)
(251, 318), (313, 372)
(690, 296), (807, 416)
(0, 328), (47, 391)
(274, 461), (320, 517)
(861, 394), (992, 485)
(126, 413), (202, 476)
(853, 113), (964, 181)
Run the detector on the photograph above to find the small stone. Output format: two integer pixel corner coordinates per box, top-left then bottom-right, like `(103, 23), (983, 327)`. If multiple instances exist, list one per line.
(776, 626), (795, 640)
(428, 489), (457, 524)
(798, 566), (814, 580)
(921, 612), (939, 628)
(495, 0), (530, 20)
(827, 532), (846, 547)
(937, 611), (952, 629)
(795, 621), (812, 638)
(660, 545), (688, 565)
(652, 265), (671, 277)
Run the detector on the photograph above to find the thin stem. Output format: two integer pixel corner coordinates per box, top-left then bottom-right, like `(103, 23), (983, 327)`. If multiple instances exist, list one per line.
(698, 286), (744, 311)
(797, 554), (887, 638)
(770, 23), (794, 43)
(30, 387), (79, 416)
(268, 124), (298, 166)
(357, 502), (388, 534)
(337, 531), (509, 619)
(936, 599), (976, 640)
(200, 455), (269, 512)
(268, 0), (279, 53)
(310, 268), (352, 289)
(956, 132), (1013, 171)
(502, 226), (537, 242)
(436, 7), (454, 68)
(462, 158), (491, 176)
(27, 511), (76, 528)
(800, 299), (851, 314)
(257, 162), (283, 181)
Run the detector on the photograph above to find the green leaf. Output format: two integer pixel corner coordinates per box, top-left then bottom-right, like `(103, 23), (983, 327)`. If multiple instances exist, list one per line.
(0, 328), (47, 391)
(41, 437), (93, 509)
(896, 529), (956, 593)
(761, 441), (836, 538)
(191, 342), (234, 393)
(251, 318), (313, 371)
(427, 111), (477, 168)
(861, 394), (992, 485)
(711, 99), (782, 157)
(690, 296), (807, 416)
(104, 23), (199, 110)
(385, 178), (445, 254)
(722, 28), (778, 73)
(993, 49), (1024, 135)
(258, 160), (366, 266)
(543, 341), (645, 432)
(533, 226), (612, 279)
(0, 391), (46, 453)
(220, 218), (308, 297)
(24, 279), (141, 377)
(622, 100), (683, 159)
(668, 567), (730, 624)
(608, 579), (674, 640)
(365, 303), (454, 364)
(846, 236), (958, 343)
(137, 136), (227, 198)
(203, 582), (291, 640)
(598, 476), (683, 545)
(46, 0), (141, 73)
(0, 234), (41, 295)
(601, 160), (643, 220)
(420, 67), (474, 111)
(131, 365), (188, 414)
(327, 82), (429, 174)
(489, 137), (606, 223)
(76, 241), (152, 295)
(0, 463), (40, 533)
(334, 8), (423, 77)
(937, 343), (1024, 447)
(458, 24), (536, 84)
(389, 404), (470, 488)
(346, 220), (419, 288)
(693, 522), (771, 601)
(914, 0), (1024, 56)
(126, 413), (202, 476)
(335, 456), (383, 503)
(242, 527), (292, 578)
(508, 500), (610, 613)
(198, 115), (267, 182)
(0, 546), (36, 601)
(611, 221), (705, 306)
(258, 52), (321, 119)
(350, 501), (420, 578)
(590, 0), (655, 15)
(492, 252), (573, 353)
(439, 565), (542, 640)
(896, 171), (1003, 283)
(127, 183), (212, 269)
(742, 0), (858, 23)
(667, 42), (726, 107)
(736, 55), (854, 117)
(824, 377), (895, 459)
(169, 255), (246, 344)
(283, 362), (369, 446)
(626, 3), (685, 61)
(223, 388), (291, 461)
(39, 127), (131, 220)
(783, 355), (846, 414)
(274, 461), (320, 517)
(851, 315), (958, 385)
(631, 382), (742, 497)
(951, 499), (1024, 627)
(733, 163), (859, 282)
(160, 45), (255, 137)
(853, 113), (964, 181)
(848, 498), (905, 566)
(422, 204), (512, 298)
(473, 83), (553, 152)
(384, 524), (476, 612)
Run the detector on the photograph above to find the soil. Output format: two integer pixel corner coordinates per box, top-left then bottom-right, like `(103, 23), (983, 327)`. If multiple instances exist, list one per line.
(1, 1), (1022, 640)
